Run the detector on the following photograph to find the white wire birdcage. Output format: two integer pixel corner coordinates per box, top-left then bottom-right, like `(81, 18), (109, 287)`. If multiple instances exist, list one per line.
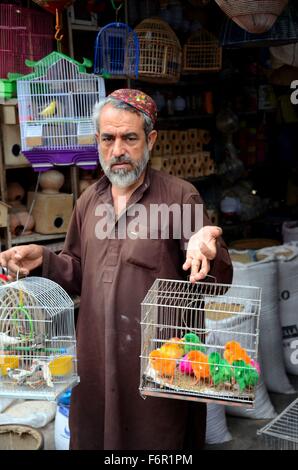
(257, 397), (298, 450)
(0, 276), (79, 401)
(17, 51), (105, 171)
(140, 278), (262, 407)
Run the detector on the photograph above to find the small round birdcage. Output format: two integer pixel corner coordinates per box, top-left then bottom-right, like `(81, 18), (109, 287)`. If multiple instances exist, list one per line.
(182, 29), (222, 73)
(134, 18), (181, 84)
(93, 22), (139, 79)
(215, 0), (288, 34)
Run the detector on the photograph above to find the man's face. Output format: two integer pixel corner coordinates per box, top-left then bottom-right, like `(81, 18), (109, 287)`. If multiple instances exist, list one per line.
(96, 104), (156, 188)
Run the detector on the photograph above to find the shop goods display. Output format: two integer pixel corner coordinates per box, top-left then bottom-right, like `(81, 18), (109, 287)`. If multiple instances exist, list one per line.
(17, 52), (105, 171)
(0, 277), (79, 401)
(140, 279), (261, 407)
(150, 128), (215, 179)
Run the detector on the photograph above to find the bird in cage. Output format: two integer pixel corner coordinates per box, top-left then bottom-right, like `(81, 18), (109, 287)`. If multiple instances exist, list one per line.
(149, 349), (178, 384)
(232, 360), (259, 392)
(208, 352), (234, 387)
(224, 340), (251, 365)
(183, 332), (206, 354)
(39, 100), (57, 118)
(187, 350), (210, 384)
(159, 337), (185, 359)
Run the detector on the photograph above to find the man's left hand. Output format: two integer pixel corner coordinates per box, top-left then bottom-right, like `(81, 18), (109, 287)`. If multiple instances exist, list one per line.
(183, 226), (222, 283)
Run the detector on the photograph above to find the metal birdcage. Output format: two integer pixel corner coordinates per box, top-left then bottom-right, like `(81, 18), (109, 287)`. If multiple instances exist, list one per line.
(0, 3), (54, 79)
(257, 398), (298, 450)
(0, 277), (79, 401)
(94, 22), (139, 79)
(140, 279), (262, 407)
(17, 51), (106, 172)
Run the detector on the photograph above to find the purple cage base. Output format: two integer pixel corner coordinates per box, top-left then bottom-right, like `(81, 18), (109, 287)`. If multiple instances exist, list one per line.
(23, 149), (99, 172)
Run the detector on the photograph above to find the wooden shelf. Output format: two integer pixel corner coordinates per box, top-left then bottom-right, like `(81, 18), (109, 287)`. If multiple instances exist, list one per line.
(11, 232), (65, 245)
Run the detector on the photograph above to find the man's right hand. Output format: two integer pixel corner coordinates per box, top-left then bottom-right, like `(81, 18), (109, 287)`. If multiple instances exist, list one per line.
(0, 244), (43, 280)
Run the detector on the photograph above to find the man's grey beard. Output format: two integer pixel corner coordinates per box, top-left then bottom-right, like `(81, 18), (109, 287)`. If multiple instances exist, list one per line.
(99, 146), (150, 188)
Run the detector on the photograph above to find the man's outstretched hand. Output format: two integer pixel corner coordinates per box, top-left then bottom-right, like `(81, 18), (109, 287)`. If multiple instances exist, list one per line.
(183, 226), (222, 283)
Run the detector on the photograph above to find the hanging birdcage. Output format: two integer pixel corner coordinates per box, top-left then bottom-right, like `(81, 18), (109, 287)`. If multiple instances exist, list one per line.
(134, 18), (182, 84)
(94, 22), (139, 79)
(17, 51), (105, 172)
(140, 279), (262, 407)
(215, 0), (288, 34)
(0, 3), (54, 80)
(182, 29), (222, 73)
(0, 277), (79, 401)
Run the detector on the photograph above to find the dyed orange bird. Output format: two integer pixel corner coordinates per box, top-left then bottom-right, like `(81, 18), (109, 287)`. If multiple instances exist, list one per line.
(149, 349), (177, 383)
(160, 337), (185, 360)
(224, 341), (251, 365)
(187, 350), (210, 384)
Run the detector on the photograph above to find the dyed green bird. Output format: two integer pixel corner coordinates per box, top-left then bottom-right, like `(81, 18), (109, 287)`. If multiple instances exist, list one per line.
(208, 352), (234, 386)
(183, 333), (206, 354)
(232, 360), (259, 391)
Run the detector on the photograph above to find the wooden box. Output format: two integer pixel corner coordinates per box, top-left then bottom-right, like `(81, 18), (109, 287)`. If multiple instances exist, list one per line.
(27, 191), (73, 234)
(151, 141), (164, 157)
(1, 124), (29, 166)
(150, 157), (168, 171)
(163, 142), (173, 156)
(0, 201), (10, 227)
(0, 102), (18, 125)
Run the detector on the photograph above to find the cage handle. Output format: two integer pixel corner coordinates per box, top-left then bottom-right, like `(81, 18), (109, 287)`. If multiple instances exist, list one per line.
(187, 274), (217, 283)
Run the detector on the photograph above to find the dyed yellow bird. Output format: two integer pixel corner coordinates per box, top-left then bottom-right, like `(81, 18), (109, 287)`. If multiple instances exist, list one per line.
(39, 100), (56, 117)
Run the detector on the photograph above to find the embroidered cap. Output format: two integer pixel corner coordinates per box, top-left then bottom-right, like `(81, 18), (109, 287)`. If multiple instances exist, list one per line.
(108, 89), (158, 125)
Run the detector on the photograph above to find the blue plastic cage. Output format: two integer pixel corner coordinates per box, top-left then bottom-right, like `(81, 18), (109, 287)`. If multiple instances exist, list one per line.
(94, 22), (139, 78)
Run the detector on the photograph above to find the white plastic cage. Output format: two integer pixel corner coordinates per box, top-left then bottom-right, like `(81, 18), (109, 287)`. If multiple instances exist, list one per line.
(257, 398), (298, 450)
(0, 277), (79, 401)
(17, 52), (105, 152)
(140, 279), (262, 407)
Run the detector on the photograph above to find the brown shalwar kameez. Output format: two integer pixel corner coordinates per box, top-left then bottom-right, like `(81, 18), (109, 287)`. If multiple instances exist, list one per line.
(42, 167), (233, 450)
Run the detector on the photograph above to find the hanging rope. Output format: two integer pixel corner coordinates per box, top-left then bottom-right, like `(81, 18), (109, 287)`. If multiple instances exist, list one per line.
(55, 8), (64, 52)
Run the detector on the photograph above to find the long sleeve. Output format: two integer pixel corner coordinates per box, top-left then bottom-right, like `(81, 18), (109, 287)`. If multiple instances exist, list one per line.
(42, 202), (82, 296)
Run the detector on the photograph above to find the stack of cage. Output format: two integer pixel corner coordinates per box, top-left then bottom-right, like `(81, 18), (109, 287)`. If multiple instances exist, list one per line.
(134, 18), (182, 84)
(140, 279), (262, 407)
(258, 398), (298, 450)
(93, 22), (139, 79)
(0, 3), (53, 81)
(182, 29), (222, 73)
(0, 277), (79, 401)
(17, 51), (105, 171)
